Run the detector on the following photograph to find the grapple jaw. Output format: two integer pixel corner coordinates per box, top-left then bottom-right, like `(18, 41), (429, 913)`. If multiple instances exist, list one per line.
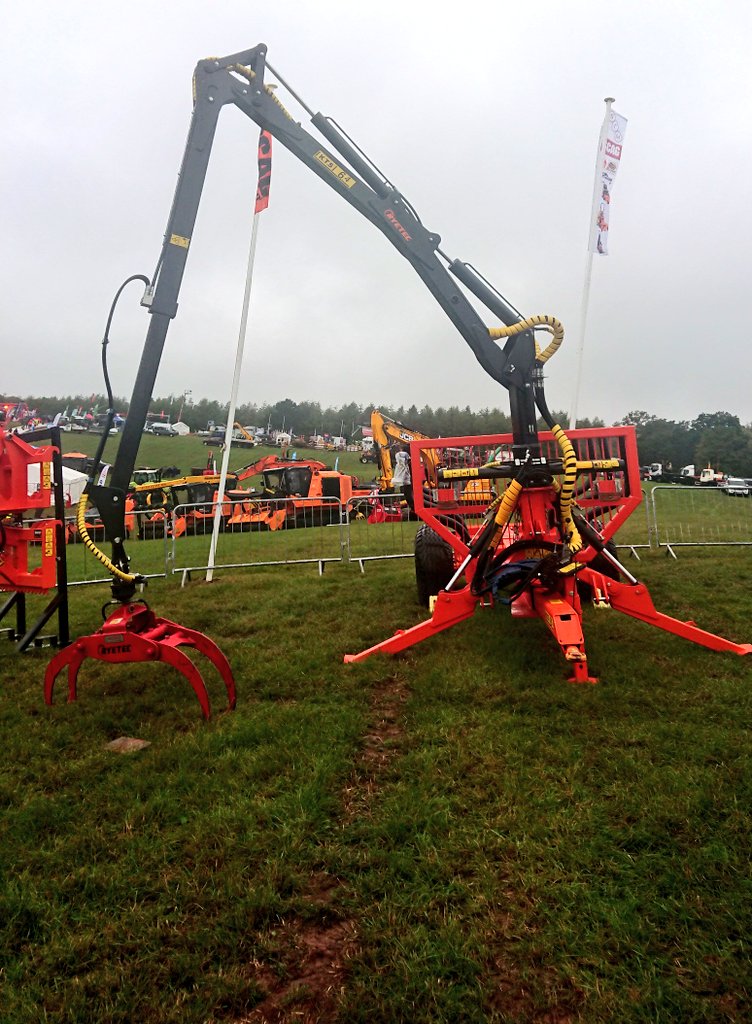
(44, 602), (236, 720)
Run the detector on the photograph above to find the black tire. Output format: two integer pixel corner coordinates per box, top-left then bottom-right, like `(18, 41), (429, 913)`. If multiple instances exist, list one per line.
(414, 524), (455, 608)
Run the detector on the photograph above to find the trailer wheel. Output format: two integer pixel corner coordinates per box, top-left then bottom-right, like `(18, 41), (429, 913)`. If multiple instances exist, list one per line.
(415, 524), (455, 608)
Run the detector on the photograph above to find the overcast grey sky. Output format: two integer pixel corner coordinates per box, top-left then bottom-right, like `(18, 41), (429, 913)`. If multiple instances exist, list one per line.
(2, 1), (751, 426)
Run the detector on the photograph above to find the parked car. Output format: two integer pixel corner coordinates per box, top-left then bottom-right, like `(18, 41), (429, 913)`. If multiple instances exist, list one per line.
(719, 477), (749, 497)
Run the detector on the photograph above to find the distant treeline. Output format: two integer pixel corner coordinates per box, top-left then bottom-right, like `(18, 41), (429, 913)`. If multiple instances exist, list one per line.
(1, 392), (602, 441)
(4, 393), (752, 475)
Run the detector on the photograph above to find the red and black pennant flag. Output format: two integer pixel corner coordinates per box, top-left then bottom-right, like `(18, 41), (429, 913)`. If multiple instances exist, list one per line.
(255, 130), (272, 214)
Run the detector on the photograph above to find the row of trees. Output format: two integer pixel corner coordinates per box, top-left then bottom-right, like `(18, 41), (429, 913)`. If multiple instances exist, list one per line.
(5, 392), (751, 476)
(3, 393), (604, 442)
(617, 411), (752, 477)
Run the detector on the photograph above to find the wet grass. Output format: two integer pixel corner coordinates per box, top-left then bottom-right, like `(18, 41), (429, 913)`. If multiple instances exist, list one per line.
(1, 547), (751, 1022)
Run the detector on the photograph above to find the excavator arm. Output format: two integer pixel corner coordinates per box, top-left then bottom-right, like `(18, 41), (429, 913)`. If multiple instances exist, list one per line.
(95, 44), (542, 598)
(370, 410), (440, 491)
(234, 454), (327, 483)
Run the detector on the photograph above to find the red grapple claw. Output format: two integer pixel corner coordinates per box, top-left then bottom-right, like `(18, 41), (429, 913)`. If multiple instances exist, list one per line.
(44, 602), (236, 720)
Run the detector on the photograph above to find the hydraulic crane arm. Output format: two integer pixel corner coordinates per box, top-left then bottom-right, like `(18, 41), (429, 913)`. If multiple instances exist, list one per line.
(97, 44), (543, 594)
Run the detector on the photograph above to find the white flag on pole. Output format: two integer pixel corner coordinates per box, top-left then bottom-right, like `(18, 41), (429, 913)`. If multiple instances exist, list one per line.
(588, 105), (628, 255)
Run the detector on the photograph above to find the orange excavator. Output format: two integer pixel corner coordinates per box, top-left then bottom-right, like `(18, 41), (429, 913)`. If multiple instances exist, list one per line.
(369, 410), (439, 494)
(225, 454), (373, 530)
(124, 453), (375, 538)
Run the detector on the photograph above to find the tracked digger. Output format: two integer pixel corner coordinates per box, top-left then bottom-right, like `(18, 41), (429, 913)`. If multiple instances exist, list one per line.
(369, 410), (439, 494)
(128, 452), (374, 534)
(223, 454), (373, 530)
(43, 44), (751, 718)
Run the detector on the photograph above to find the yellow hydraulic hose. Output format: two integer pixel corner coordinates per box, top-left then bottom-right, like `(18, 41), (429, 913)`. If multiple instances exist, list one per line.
(489, 478), (523, 546)
(486, 313), (583, 552)
(76, 492), (137, 584)
(576, 459), (622, 472)
(488, 315), (564, 365)
(549, 425), (582, 554)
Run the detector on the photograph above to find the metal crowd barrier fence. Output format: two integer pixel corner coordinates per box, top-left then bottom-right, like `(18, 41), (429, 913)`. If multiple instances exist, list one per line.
(609, 487), (653, 556)
(22, 510), (170, 587)
(24, 481), (721, 598)
(650, 484), (752, 555)
(170, 496), (345, 584)
(344, 493), (418, 569)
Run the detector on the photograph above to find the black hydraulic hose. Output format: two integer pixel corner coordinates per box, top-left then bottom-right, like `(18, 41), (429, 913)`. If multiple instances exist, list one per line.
(89, 274), (151, 486)
(533, 365), (556, 431)
(472, 539), (562, 598)
(75, 273), (151, 588)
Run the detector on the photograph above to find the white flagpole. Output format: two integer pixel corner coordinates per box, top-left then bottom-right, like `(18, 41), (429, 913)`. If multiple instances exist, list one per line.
(205, 212), (262, 582)
(569, 97), (614, 430)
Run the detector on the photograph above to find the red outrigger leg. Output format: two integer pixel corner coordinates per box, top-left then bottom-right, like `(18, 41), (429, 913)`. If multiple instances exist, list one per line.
(344, 570), (752, 681)
(344, 587), (481, 663)
(44, 602), (236, 720)
(577, 569), (752, 656)
(344, 582), (600, 683)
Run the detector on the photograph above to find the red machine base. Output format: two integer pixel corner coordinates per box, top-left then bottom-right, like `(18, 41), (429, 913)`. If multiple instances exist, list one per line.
(345, 426), (752, 683)
(44, 602), (236, 719)
(344, 571), (752, 683)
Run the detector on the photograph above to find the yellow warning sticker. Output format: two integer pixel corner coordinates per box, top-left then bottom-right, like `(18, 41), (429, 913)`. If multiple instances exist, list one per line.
(313, 151), (356, 188)
(170, 233), (190, 249)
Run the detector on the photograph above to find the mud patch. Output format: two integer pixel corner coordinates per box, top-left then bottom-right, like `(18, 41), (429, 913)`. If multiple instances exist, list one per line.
(237, 676), (409, 1022)
(242, 915), (357, 1023)
(342, 674), (409, 820)
(484, 963), (582, 1024)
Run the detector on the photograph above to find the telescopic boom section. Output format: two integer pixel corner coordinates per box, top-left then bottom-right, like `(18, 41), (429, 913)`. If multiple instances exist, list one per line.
(100, 44), (540, 596)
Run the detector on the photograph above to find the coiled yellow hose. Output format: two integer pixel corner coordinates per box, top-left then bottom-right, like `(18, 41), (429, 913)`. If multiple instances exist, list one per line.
(488, 478), (523, 547)
(488, 315), (564, 365)
(487, 315), (583, 553)
(76, 492), (137, 584)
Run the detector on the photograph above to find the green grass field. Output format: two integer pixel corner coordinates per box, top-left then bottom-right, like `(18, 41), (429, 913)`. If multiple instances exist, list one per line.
(2, 432), (751, 1022)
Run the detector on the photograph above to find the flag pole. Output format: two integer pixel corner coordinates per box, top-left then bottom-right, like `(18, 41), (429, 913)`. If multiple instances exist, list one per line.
(206, 128), (272, 582)
(205, 213), (263, 582)
(569, 97), (614, 430)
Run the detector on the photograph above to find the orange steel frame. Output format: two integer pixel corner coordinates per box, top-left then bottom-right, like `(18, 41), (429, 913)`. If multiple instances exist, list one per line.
(345, 426), (752, 681)
(0, 426), (70, 649)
